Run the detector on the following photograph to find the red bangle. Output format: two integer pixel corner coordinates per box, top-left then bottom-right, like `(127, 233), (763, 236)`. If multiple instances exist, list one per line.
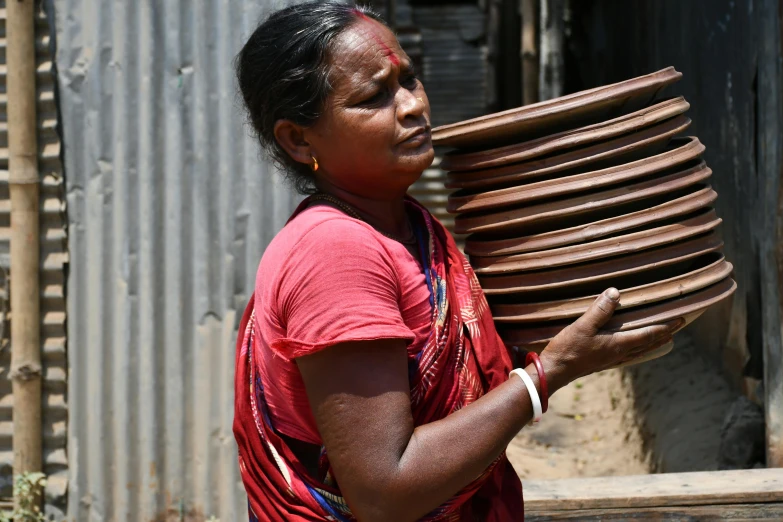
(525, 352), (549, 413)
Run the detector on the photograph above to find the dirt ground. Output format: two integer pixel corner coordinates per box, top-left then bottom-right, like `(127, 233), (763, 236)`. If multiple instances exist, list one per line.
(505, 334), (736, 479)
(506, 368), (649, 480)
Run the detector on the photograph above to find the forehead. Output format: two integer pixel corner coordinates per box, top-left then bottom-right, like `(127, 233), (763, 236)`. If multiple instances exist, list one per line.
(328, 18), (408, 85)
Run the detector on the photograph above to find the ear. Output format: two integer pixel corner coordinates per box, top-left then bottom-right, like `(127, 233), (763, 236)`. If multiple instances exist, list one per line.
(273, 119), (314, 167)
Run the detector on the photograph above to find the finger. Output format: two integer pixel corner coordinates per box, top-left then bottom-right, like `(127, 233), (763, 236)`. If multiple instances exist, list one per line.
(620, 339), (674, 367)
(623, 335), (673, 359)
(592, 336), (671, 373)
(606, 318), (685, 336)
(610, 324), (672, 351)
(663, 318), (687, 333)
(573, 288), (621, 334)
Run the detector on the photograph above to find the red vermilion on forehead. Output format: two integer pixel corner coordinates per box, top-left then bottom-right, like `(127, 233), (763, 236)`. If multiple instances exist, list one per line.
(352, 11), (400, 66)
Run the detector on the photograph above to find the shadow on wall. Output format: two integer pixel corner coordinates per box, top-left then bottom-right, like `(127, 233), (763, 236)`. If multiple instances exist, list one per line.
(623, 331), (765, 473)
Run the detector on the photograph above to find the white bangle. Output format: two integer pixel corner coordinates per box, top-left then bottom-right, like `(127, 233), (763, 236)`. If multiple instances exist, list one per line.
(510, 368), (543, 424)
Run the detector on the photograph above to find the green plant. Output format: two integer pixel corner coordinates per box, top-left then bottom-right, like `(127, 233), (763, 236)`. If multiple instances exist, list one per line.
(0, 472), (47, 522)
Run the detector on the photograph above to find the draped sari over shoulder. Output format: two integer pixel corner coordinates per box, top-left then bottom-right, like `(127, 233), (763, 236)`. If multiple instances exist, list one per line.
(233, 197), (524, 521)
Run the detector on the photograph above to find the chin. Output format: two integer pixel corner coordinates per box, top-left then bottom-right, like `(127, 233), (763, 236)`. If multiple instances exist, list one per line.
(400, 144), (435, 172)
(396, 149), (434, 183)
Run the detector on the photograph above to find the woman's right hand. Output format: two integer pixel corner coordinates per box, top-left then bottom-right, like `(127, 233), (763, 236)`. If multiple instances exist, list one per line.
(538, 287), (682, 394)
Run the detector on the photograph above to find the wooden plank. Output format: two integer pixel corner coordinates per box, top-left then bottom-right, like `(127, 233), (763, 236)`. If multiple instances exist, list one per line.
(523, 469), (783, 511)
(526, 502), (783, 521)
(758, 0), (783, 468)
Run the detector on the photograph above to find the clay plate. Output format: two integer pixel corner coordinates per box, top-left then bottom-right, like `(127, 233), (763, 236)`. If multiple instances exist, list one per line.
(432, 67), (682, 149)
(491, 256), (732, 323)
(465, 185), (717, 257)
(441, 97), (690, 172)
(446, 120), (692, 192)
(448, 135), (705, 214)
(479, 234), (724, 295)
(498, 277), (737, 351)
(454, 161), (711, 235)
(472, 210), (721, 274)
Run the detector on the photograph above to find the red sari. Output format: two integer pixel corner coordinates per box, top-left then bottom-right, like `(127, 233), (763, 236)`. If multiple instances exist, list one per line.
(234, 197), (523, 521)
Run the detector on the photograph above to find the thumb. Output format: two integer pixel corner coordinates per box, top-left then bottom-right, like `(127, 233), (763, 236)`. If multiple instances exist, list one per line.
(574, 288), (621, 334)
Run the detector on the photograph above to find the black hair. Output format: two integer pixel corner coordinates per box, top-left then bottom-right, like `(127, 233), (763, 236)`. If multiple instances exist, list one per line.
(235, 2), (385, 194)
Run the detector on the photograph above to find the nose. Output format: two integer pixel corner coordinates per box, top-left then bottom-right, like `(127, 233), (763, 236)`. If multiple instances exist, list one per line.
(396, 87), (426, 122)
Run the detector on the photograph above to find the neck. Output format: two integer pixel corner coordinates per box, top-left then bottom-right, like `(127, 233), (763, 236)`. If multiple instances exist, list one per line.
(314, 180), (410, 238)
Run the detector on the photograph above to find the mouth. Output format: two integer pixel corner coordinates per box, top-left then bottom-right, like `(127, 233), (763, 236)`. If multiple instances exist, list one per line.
(399, 125), (432, 146)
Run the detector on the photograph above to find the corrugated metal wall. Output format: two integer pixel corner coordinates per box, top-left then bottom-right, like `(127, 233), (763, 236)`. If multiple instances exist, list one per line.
(406, 2), (492, 238)
(53, 0), (492, 518)
(0, 0), (69, 516)
(413, 4), (490, 128)
(53, 0), (302, 520)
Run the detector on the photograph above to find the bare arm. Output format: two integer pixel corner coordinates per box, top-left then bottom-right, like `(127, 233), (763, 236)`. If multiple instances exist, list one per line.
(297, 289), (677, 522)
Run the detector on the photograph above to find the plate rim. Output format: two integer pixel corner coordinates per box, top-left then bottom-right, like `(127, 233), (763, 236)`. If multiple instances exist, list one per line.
(472, 210), (722, 275)
(464, 185), (717, 257)
(432, 67), (682, 147)
(491, 256), (733, 322)
(441, 96), (690, 171)
(454, 161), (712, 235)
(497, 277), (737, 347)
(448, 134), (705, 214)
(480, 234), (725, 295)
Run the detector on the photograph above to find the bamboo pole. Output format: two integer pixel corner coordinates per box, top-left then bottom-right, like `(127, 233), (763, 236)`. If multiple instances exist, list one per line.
(521, 0), (539, 105)
(7, 0), (43, 499)
(538, 0), (565, 101)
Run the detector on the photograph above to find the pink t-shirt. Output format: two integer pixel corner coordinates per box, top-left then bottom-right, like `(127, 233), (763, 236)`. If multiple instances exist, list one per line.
(254, 205), (432, 445)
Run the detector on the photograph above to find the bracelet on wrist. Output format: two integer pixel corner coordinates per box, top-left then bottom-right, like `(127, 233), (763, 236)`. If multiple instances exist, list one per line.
(509, 368), (543, 424)
(525, 351), (549, 413)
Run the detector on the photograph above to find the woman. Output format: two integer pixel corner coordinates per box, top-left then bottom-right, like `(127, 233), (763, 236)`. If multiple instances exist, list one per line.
(233, 3), (677, 521)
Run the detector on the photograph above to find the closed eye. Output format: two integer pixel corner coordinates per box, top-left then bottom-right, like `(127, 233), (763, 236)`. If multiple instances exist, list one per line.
(354, 65), (418, 107)
(401, 73), (419, 90)
(356, 89), (388, 107)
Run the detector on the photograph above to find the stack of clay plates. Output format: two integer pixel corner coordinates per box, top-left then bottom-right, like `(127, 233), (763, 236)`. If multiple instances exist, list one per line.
(432, 67), (736, 364)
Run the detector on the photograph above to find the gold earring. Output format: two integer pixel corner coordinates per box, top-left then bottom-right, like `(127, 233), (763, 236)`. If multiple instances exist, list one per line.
(311, 155), (319, 172)
(417, 97), (424, 103)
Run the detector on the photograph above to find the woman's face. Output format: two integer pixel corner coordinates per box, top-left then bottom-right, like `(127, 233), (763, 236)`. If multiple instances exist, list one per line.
(303, 17), (434, 198)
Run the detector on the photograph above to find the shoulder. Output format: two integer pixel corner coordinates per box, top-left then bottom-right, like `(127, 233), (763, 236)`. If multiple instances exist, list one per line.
(275, 205), (392, 260)
(258, 206), (401, 294)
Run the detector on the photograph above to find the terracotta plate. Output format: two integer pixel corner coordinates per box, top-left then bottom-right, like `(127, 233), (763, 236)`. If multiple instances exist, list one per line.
(454, 161), (711, 235)
(472, 210), (721, 275)
(432, 67), (682, 149)
(479, 234), (724, 295)
(465, 186), (717, 257)
(491, 256), (732, 323)
(445, 119), (692, 192)
(498, 277), (737, 351)
(441, 97), (690, 172)
(448, 136), (705, 214)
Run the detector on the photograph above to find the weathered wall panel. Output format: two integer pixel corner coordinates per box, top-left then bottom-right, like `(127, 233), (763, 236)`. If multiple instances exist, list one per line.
(573, 0), (783, 466)
(0, 0), (68, 516)
(406, 3), (491, 236)
(413, 5), (490, 128)
(54, 0), (302, 520)
(574, 0), (782, 397)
